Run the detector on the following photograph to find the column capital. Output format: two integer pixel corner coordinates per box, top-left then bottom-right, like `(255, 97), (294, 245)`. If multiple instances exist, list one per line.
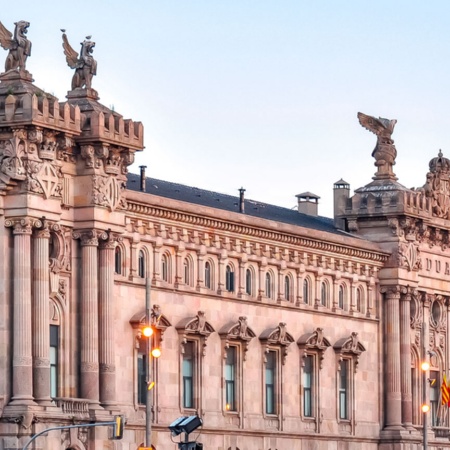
(73, 229), (105, 246)
(380, 285), (407, 300)
(99, 230), (122, 249)
(5, 217), (42, 235)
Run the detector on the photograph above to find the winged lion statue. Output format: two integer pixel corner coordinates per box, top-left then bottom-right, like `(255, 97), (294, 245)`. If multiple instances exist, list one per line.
(357, 112), (398, 179)
(0, 20), (32, 73)
(62, 31), (97, 90)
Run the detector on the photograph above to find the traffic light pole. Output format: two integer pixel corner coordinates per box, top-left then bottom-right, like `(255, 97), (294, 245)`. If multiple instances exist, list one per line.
(145, 277), (152, 448)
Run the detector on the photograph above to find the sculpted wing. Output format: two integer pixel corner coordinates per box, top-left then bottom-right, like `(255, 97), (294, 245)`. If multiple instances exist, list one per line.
(62, 33), (80, 69)
(357, 112), (388, 136)
(0, 21), (15, 51)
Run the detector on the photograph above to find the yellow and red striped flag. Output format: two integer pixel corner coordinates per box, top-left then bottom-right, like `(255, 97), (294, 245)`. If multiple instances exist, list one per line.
(441, 374), (450, 406)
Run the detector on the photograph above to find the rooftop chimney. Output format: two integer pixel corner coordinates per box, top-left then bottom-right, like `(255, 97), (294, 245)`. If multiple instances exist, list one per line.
(139, 165), (147, 192)
(333, 179), (350, 229)
(239, 187), (246, 213)
(296, 192), (320, 216)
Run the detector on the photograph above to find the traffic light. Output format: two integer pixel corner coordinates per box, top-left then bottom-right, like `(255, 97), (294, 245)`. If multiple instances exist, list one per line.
(113, 415), (124, 439)
(178, 442), (203, 450)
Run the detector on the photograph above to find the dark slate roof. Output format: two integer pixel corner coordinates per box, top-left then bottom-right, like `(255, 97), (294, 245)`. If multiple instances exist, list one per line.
(127, 173), (343, 235)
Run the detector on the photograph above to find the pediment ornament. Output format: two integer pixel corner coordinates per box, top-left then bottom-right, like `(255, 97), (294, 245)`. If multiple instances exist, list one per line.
(333, 332), (366, 372)
(259, 322), (294, 365)
(297, 327), (331, 369)
(219, 316), (256, 360)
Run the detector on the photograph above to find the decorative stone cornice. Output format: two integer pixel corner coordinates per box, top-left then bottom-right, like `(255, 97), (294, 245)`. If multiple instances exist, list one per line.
(125, 202), (388, 264)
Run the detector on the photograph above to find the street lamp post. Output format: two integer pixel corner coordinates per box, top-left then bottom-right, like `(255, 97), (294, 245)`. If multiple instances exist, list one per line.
(421, 359), (429, 450)
(145, 277), (152, 448)
(421, 321), (429, 450)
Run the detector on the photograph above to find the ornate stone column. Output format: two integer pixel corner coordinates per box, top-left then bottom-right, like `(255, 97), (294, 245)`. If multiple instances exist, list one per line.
(99, 232), (117, 409)
(74, 229), (101, 405)
(382, 285), (404, 430)
(400, 287), (414, 429)
(32, 220), (52, 405)
(6, 218), (36, 405)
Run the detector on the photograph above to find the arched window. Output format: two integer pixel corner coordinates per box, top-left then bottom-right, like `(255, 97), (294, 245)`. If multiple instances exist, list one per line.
(338, 285), (344, 309)
(356, 287), (364, 313)
(245, 269), (252, 295)
(184, 258), (190, 286)
(138, 250), (145, 278)
(114, 246), (122, 275)
(225, 265), (235, 292)
(205, 261), (212, 289)
(265, 273), (272, 299)
(303, 278), (310, 304)
(284, 276), (291, 301)
(161, 254), (168, 282)
(321, 281), (328, 307)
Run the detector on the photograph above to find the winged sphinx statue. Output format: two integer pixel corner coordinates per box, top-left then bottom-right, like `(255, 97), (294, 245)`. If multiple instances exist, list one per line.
(61, 31), (97, 90)
(0, 20), (32, 73)
(357, 112), (398, 180)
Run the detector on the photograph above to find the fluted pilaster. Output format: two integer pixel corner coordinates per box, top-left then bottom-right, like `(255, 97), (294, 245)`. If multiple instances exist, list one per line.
(400, 288), (414, 429)
(74, 229), (102, 404)
(99, 232), (117, 408)
(6, 218), (36, 405)
(382, 285), (404, 430)
(33, 221), (52, 405)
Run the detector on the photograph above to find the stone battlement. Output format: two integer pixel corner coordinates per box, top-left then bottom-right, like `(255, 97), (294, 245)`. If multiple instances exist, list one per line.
(0, 93), (81, 134)
(78, 110), (144, 151)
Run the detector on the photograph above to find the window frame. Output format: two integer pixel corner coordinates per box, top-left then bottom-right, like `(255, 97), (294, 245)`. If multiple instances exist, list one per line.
(114, 246), (122, 275)
(204, 261), (212, 289)
(50, 324), (59, 398)
(225, 264), (235, 292)
(182, 340), (197, 410)
(138, 249), (145, 278)
(264, 349), (278, 415)
(245, 268), (252, 296)
(265, 272), (272, 299)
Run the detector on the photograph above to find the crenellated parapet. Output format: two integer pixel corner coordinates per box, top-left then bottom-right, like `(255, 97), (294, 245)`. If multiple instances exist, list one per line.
(0, 92), (80, 134)
(76, 109), (143, 151)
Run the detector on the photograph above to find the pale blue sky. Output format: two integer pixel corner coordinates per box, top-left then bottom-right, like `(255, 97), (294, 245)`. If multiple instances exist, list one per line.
(3, 1), (450, 216)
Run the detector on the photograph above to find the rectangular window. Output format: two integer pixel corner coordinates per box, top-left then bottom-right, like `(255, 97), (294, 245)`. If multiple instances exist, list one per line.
(50, 325), (59, 398)
(225, 347), (236, 411)
(265, 350), (276, 414)
(183, 341), (195, 409)
(339, 359), (349, 419)
(303, 355), (313, 417)
(137, 353), (147, 404)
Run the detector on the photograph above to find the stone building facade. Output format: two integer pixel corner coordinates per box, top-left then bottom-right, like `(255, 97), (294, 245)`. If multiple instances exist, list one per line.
(1, 22), (450, 450)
